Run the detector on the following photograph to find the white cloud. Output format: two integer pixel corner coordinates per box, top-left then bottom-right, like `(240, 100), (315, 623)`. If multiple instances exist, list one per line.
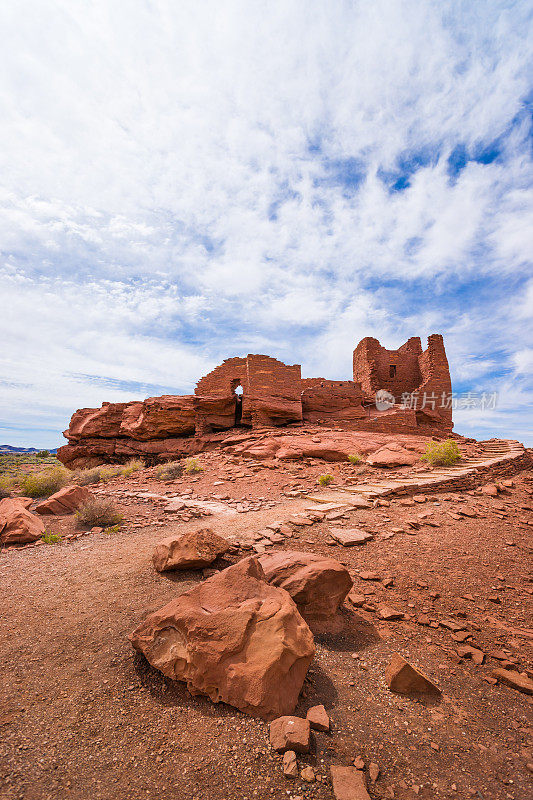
(0, 1), (531, 445)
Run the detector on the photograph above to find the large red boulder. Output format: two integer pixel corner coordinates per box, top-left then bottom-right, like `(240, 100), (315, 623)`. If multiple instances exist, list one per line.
(35, 485), (92, 515)
(366, 443), (419, 467)
(259, 551), (352, 627)
(67, 402), (133, 440)
(152, 528), (230, 572)
(120, 395), (196, 440)
(129, 557), (315, 719)
(0, 498), (45, 545)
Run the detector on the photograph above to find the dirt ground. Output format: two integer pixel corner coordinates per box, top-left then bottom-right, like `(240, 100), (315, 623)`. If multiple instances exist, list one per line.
(1, 455), (532, 800)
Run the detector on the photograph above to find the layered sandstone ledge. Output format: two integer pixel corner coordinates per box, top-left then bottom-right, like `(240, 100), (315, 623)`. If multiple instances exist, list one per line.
(58, 334), (453, 469)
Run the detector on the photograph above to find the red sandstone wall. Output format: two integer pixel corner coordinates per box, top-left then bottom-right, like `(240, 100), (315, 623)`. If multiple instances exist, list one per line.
(415, 334), (453, 432)
(195, 354), (302, 427)
(244, 355), (302, 426)
(352, 336), (423, 400)
(301, 379), (364, 422)
(352, 334), (453, 433)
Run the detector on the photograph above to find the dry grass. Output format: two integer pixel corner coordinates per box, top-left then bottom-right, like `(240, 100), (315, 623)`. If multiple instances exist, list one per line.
(20, 466), (71, 498)
(184, 457), (203, 475)
(76, 498), (123, 528)
(155, 461), (184, 481)
(348, 453), (361, 464)
(121, 458), (144, 477)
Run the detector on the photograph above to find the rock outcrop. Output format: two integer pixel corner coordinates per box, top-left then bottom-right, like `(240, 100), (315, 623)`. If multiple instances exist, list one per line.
(35, 485), (92, 515)
(0, 498), (45, 545)
(258, 551), (352, 627)
(58, 334), (453, 468)
(152, 528), (230, 572)
(129, 557), (315, 719)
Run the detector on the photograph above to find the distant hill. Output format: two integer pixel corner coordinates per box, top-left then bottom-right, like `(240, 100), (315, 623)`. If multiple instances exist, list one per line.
(0, 445), (58, 454)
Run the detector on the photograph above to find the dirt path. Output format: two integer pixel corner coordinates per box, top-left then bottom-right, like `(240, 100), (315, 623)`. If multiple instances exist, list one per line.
(1, 477), (532, 800)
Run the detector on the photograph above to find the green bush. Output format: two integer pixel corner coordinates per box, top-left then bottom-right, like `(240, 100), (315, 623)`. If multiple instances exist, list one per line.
(103, 523), (121, 535)
(348, 453), (361, 464)
(20, 466), (70, 498)
(184, 458), (203, 475)
(422, 439), (461, 467)
(42, 531), (61, 544)
(76, 498), (123, 528)
(318, 473), (333, 486)
(155, 461), (184, 481)
(37, 450), (50, 458)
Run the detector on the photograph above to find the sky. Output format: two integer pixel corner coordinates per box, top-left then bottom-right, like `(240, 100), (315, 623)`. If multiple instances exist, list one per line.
(0, 0), (532, 448)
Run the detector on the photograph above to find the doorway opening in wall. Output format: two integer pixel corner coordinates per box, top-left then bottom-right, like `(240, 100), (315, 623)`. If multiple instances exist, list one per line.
(389, 365), (397, 378)
(232, 381), (244, 425)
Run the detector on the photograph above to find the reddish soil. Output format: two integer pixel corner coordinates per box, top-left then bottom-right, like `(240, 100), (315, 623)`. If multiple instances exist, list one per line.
(1, 449), (532, 800)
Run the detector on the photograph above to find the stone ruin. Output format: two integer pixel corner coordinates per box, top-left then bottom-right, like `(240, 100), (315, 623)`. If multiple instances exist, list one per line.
(57, 334), (452, 469)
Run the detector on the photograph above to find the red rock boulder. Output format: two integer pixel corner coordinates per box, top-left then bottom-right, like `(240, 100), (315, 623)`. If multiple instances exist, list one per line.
(35, 485), (92, 515)
(366, 443), (419, 467)
(0, 498), (45, 545)
(67, 402), (133, 440)
(259, 551), (352, 627)
(152, 528), (230, 572)
(120, 395), (196, 440)
(129, 557), (315, 720)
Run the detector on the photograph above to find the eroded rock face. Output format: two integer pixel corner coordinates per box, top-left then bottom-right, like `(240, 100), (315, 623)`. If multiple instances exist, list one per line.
(67, 402), (133, 440)
(152, 528), (230, 572)
(0, 498), (45, 545)
(129, 557), (315, 719)
(120, 396), (196, 440)
(259, 551), (352, 627)
(35, 485), (92, 515)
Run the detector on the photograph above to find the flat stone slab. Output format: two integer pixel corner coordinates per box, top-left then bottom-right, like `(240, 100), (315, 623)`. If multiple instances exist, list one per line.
(330, 528), (373, 546)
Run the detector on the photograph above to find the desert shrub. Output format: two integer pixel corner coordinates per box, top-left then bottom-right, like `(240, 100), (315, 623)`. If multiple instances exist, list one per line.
(37, 450), (50, 458)
(422, 439), (461, 467)
(184, 457), (203, 475)
(42, 531), (61, 544)
(121, 458), (144, 477)
(76, 498), (123, 528)
(0, 475), (14, 498)
(318, 473), (333, 486)
(74, 467), (104, 485)
(348, 453), (361, 464)
(155, 461), (184, 481)
(103, 523), (121, 535)
(20, 466), (70, 498)
(98, 466), (123, 482)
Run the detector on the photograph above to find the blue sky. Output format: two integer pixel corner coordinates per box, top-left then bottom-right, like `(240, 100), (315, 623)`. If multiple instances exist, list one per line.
(0, 1), (532, 448)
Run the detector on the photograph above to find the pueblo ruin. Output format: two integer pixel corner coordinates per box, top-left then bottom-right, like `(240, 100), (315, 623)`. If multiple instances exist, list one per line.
(58, 334), (452, 469)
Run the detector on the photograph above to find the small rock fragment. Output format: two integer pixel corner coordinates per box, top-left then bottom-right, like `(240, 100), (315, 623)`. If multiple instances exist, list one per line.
(306, 704), (330, 732)
(300, 765), (315, 782)
(385, 654), (441, 696)
(330, 765), (371, 800)
(378, 606), (404, 620)
(492, 668), (533, 695)
(282, 750), (298, 778)
(269, 716), (311, 753)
